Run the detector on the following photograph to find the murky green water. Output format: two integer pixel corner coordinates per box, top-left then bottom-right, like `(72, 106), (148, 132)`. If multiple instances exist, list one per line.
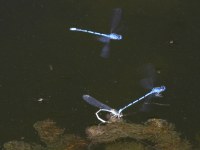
(1, 0), (200, 147)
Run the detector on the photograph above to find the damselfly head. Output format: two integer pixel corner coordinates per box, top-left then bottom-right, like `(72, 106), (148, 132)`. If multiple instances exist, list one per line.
(160, 86), (166, 92)
(110, 33), (122, 40)
(152, 86), (166, 94)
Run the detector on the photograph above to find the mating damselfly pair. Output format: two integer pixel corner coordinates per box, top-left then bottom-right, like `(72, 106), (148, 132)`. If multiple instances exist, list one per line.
(83, 86), (166, 123)
(69, 8), (122, 58)
(82, 64), (167, 123)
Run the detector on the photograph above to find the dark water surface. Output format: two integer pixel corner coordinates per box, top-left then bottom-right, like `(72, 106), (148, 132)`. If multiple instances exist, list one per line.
(1, 0), (200, 146)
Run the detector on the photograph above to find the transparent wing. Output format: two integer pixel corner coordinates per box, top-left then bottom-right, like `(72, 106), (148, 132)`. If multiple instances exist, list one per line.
(82, 95), (112, 110)
(139, 95), (154, 112)
(142, 63), (157, 83)
(139, 63), (159, 111)
(140, 78), (154, 90)
(140, 63), (159, 89)
(100, 42), (110, 58)
(97, 36), (110, 43)
(110, 8), (122, 33)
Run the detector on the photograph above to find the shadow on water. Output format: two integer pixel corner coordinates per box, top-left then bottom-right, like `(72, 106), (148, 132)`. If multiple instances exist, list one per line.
(0, 0), (200, 148)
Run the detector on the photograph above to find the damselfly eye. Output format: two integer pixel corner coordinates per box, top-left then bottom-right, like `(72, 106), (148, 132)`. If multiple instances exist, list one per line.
(161, 86), (166, 91)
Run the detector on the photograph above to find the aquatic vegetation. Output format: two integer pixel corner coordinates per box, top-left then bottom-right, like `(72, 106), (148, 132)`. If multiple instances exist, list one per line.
(3, 140), (44, 150)
(3, 119), (87, 150)
(33, 119), (88, 150)
(86, 118), (191, 150)
(3, 118), (192, 150)
(33, 119), (65, 145)
(105, 141), (146, 150)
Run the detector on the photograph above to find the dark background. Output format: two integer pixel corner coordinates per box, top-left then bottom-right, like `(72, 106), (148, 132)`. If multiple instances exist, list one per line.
(0, 0), (200, 147)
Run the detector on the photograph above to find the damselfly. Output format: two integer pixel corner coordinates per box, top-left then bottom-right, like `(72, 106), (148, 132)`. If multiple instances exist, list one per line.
(70, 8), (122, 58)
